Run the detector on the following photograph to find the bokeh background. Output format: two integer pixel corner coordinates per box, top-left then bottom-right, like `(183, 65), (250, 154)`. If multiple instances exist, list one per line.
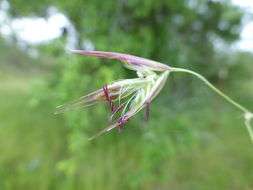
(0, 0), (253, 189)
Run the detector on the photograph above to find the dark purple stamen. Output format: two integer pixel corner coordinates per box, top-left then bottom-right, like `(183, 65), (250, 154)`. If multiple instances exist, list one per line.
(117, 117), (124, 123)
(102, 85), (115, 113)
(110, 101), (114, 113)
(102, 85), (110, 101)
(113, 104), (124, 114)
(119, 123), (124, 133)
(117, 116), (129, 133)
(146, 102), (150, 120)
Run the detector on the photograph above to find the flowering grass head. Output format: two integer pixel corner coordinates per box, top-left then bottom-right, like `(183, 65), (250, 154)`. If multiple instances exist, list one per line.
(55, 50), (171, 140)
(56, 50), (253, 143)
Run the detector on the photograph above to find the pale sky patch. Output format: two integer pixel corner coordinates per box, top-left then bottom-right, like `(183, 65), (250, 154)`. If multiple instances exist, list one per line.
(232, 0), (253, 52)
(10, 15), (66, 43)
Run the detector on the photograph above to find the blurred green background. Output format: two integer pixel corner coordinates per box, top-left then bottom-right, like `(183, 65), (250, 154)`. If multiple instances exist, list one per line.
(0, 0), (253, 189)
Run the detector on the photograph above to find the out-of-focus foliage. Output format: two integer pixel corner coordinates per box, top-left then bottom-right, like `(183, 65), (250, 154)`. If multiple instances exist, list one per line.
(1, 0), (253, 189)
(9, 0), (243, 72)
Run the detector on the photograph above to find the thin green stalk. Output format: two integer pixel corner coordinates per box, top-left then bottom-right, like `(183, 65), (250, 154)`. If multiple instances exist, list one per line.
(245, 113), (253, 143)
(171, 67), (253, 143)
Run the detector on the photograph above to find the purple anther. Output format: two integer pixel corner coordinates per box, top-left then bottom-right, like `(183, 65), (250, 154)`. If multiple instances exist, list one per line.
(110, 101), (115, 113)
(117, 117), (124, 124)
(103, 85), (115, 113)
(113, 104), (124, 114)
(146, 102), (150, 120)
(119, 123), (124, 133)
(117, 116), (129, 124)
(102, 85), (110, 101)
(117, 115), (129, 133)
